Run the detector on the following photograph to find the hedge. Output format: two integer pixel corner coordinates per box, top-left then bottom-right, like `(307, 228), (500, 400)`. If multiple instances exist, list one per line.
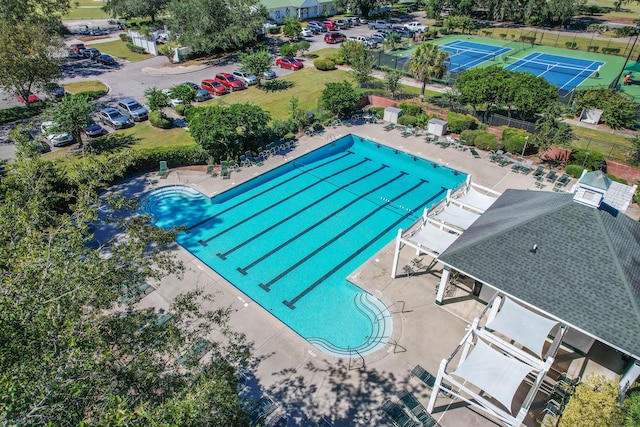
(367, 106), (384, 117)
(174, 104), (186, 116)
(267, 26), (281, 34)
(314, 59), (336, 71)
(119, 33), (132, 42)
(460, 129), (482, 146)
(607, 174), (628, 184)
(0, 101), (48, 124)
(446, 111), (476, 134)
(149, 111), (173, 129)
(565, 164), (585, 178)
(501, 128), (531, 154)
(399, 102), (422, 116)
(126, 43), (146, 54)
(473, 132), (501, 151)
(569, 149), (605, 171)
(397, 115), (416, 126)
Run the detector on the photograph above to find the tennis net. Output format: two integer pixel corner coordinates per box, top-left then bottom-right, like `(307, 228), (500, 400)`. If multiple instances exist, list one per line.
(444, 47), (498, 61)
(503, 56), (601, 77)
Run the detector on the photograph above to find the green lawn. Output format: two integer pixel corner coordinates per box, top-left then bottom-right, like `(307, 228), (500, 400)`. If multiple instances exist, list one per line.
(63, 6), (109, 20)
(93, 40), (152, 62)
(570, 124), (634, 160)
(63, 80), (108, 94)
(69, 0), (106, 7)
(119, 122), (195, 149)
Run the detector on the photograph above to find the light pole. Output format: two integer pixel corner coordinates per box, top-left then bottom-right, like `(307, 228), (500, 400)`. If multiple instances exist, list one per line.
(521, 135), (529, 157)
(582, 151), (590, 169)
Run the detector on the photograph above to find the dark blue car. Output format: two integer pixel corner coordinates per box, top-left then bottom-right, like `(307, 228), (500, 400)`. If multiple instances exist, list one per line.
(95, 54), (116, 65)
(83, 123), (106, 137)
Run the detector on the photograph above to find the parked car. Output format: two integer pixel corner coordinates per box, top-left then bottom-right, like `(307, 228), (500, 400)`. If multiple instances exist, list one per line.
(95, 54), (116, 65)
(44, 83), (65, 99)
(178, 82), (211, 102)
(232, 70), (258, 86)
(83, 123), (106, 138)
(347, 35), (378, 49)
(83, 48), (101, 59)
(41, 122), (75, 147)
(358, 17), (368, 24)
(275, 57), (303, 70)
(368, 20), (390, 30)
(162, 89), (184, 108)
(98, 107), (132, 129)
(300, 28), (315, 37)
(214, 73), (246, 91)
(263, 69), (277, 80)
(116, 98), (148, 122)
(335, 19), (351, 29)
(68, 49), (84, 60)
(322, 20), (337, 30)
(69, 43), (86, 54)
(201, 79), (228, 96)
(15, 91), (39, 104)
(308, 21), (328, 32)
(324, 32), (346, 44)
(370, 32), (386, 43)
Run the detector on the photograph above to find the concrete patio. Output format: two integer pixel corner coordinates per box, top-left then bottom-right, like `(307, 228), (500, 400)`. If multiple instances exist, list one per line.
(104, 122), (630, 426)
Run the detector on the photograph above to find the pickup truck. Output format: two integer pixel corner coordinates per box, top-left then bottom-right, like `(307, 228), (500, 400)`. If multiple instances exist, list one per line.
(368, 20), (390, 30)
(347, 35), (378, 49)
(403, 22), (429, 33)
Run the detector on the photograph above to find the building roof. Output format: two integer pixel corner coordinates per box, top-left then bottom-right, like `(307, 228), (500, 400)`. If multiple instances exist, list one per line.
(579, 170), (611, 191)
(439, 189), (640, 358)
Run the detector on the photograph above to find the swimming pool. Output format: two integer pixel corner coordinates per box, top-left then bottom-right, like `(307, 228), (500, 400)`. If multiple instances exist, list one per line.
(143, 135), (466, 356)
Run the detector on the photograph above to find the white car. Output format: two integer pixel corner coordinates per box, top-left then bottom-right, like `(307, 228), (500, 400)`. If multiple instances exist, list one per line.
(300, 28), (314, 37)
(232, 70), (258, 86)
(162, 88), (185, 108)
(41, 121), (75, 147)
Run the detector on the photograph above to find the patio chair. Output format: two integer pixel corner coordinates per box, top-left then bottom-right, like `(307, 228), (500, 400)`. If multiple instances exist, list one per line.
(546, 170), (558, 182)
(258, 146), (269, 160)
(384, 123), (396, 131)
(267, 142), (277, 157)
(403, 265), (417, 276)
(556, 173), (570, 186)
(458, 140), (467, 151)
(220, 161), (230, 179)
(511, 158), (523, 172)
(205, 164), (215, 176)
(520, 160), (533, 174)
(245, 151), (264, 166)
(498, 152), (513, 167)
(469, 147), (481, 159)
(532, 165), (545, 177)
(228, 159), (240, 171)
(381, 400), (420, 427)
(158, 161), (168, 178)
(411, 258), (428, 270)
(177, 338), (212, 366)
(535, 175), (546, 188)
(411, 365), (453, 397)
(401, 125), (414, 138)
(249, 396), (277, 427)
(489, 150), (504, 162)
(397, 390), (440, 427)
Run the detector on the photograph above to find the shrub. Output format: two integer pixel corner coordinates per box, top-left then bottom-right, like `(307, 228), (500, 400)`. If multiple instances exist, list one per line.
(149, 110), (173, 129)
(312, 121), (324, 131)
(569, 149), (605, 171)
(126, 43), (146, 54)
(399, 102), (422, 116)
(280, 44), (297, 58)
(75, 90), (106, 100)
(268, 26), (281, 34)
(501, 128), (531, 154)
(460, 129), (482, 146)
(314, 58), (336, 71)
(607, 174), (628, 184)
(415, 113), (430, 128)
(565, 41), (577, 49)
(446, 111), (476, 134)
(271, 119), (295, 138)
(368, 106), (384, 117)
(397, 115), (417, 126)
(565, 164), (585, 178)
(175, 104), (187, 116)
(473, 132), (501, 151)
(0, 101), (48, 124)
(119, 33), (132, 42)
(183, 104), (197, 122)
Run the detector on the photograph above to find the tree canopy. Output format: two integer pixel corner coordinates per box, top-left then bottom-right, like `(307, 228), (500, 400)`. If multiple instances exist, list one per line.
(239, 50), (273, 87)
(282, 16), (302, 41)
(408, 43), (449, 97)
(168, 0), (267, 54)
(334, 0), (381, 18)
(321, 80), (361, 118)
(45, 94), (95, 148)
(188, 103), (271, 161)
(102, 0), (171, 21)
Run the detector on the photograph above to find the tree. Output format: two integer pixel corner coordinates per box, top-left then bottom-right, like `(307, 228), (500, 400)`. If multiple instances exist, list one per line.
(289, 96), (310, 133)
(444, 15), (475, 34)
(0, 149), (251, 425)
(623, 388), (640, 427)
(102, 0), (171, 21)
(425, 0), (445, 19)
(282, 16), (302, 41)
(171, 84), (197, 104)
(456, 66), (509, 120)
(0, 0), (69, 24)
(44, 94), (95, 149)
(321, 80), (361, 118)
(383, 32), (402, 51)
(168, 0), (267, 54)
(385, 69), (403, 99)
(0, 22), (63, 106)
(334, 0), (382, 18)
(349, 49), (376, 88)
(505, 71), (556, 120)
(280, 44), (297, 58)
(145, 86), (170, 111)
(239, 50), (273, 87)
(408, 43), (449, 97)
(574, 88), (637, 129)
(188, 103), (271, 161)
(559, 373), (624, 427)
(531, 102), (575, 152)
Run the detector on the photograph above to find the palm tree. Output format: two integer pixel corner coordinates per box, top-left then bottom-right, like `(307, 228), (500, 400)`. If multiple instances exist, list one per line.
(408, 43), (450, 97)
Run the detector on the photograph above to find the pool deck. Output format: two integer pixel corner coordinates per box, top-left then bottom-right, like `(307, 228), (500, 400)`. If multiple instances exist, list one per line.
(106, 122), (630, 427)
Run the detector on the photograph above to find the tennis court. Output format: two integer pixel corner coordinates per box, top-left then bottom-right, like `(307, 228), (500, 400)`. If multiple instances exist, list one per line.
(441, 40), (512, 73)
(504, 52), (604, 91)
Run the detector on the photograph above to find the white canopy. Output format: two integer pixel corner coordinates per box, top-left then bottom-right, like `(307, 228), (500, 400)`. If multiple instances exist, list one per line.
(408, 222), (460, 255)
(486, 298), (559, 359)
(454, 186), (498, 213)
(452, 339), (533, 412)
(432, 204), (481, 230)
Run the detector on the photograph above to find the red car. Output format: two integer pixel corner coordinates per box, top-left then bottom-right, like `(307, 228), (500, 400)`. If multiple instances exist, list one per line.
(322, 20), (337, 30)
(201, 79), (228, 96)
(275, 57), (303, 71)
(15, 91), (39, 104)
(324, 32), (346, 44)
(214, 73), (246, 91)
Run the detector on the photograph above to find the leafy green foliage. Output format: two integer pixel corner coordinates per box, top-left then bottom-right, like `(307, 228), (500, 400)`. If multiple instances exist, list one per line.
(102, 0), (171, 22)
(282, 16), (302, 41)
(446, 111), (476, 133)
(460, 129), (482, 146)
(170, 85), (197, 104)
(398, 115), (417, 126)
(501, 127), (531, 154)
(270, 118), (296, 138)
(1, 0), (69, 24)
(188, 103), (271, 161)
(126, 43), (146, 53)
(0, 101), (48, 124)
(144, 86), (169, 111)
(623, 388), (640, 427)
(385, 69), (402, 100)
(473, 131), (501, 151)
(443, 15), (475, 33)
(569, 148), (605, 171)
(348, 49), (376, 87)
(44, 93), (95, 148)
(280, 44), (297, 58)
(400, 102), (423, 116)
(239, 50), (273, 87)
(334, 0), (381, 18)
(149, 110), (174, 128)
(574, 89), (637, 129)
(174, 103), (186, 116)
(560, 373), (624, 427)
(320, 80), (361, 118)
(408, 43), (449, 97)
(368, 107), (384, 117)
(531, 103), (574, 151)
(314, 58), (336, 70)
(167, 0), (267, 54)
(289, 96), (310, 133)
(565, 164), (586, 178)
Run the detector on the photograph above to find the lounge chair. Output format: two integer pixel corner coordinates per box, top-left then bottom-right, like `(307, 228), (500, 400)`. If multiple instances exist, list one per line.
(556, 173), (570, 186)
(245, 151), (264, 166)
(119, 282), (153, 304)
(511, 158), (523, 172)
(177, 338), (211, 366)
(469, 147), (481, 159)
(535, 175), (546, 188)
(220, 161), (230, 179)
(397, 390), (440, 427)
(249, 396), (277, 427)
(458, 139), (467, 151)
(314, 417), (333, 427)
(401, 125), (415, 138)
(498, 152), (513, 166)
(258, 146), (268, 160)
(411, 258), (428, 270)
(489, 150), (503, 162)
(205, 164), (215, 176)
(546, 170), (558, 182)
(381, 400), (420, 427)
(158, 160), (168, 178)
(403, 265), (416, 276)
(410, 365), (453, 397)
(532, 165), (545, 177)
(384, 123), (396, 131)
(520, 160), (533, 174)
(228, 159), (240, 171)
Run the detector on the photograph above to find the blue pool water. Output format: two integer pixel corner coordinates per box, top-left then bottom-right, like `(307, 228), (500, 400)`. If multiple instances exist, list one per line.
(143, 135), (466, 356)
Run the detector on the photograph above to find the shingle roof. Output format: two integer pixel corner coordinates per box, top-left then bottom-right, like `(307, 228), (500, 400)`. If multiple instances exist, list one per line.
(439, 189), (640, 357)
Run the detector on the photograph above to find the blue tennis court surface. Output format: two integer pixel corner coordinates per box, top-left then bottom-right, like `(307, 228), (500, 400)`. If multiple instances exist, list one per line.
(504, 52), (604, 91)
(441, 40), (512, 73)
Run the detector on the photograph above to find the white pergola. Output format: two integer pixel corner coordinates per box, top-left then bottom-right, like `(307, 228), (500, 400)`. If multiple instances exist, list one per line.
(427, 296), (567, 427)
